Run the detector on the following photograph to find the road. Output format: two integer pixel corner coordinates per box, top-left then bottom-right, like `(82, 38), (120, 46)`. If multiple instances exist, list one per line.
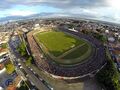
(19, 60), (48, 90)
(8, 36), (49, 90)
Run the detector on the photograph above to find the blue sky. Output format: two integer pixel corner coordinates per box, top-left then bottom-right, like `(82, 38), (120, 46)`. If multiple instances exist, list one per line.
(0, 0), (120, 23)
(0, 5), (61, 17)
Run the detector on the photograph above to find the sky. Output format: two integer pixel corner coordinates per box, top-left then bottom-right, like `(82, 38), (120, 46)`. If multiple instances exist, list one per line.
(0, 0), (120, 23)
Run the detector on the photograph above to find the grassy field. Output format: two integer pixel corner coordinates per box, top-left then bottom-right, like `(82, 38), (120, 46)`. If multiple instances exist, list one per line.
(35, 30), (93, 65)
(35, 31), (85, 57)
(0, 43), (7, 49)
(5, 61), (15, 74)
(63, 43), (92, 59)
(54, 43), (93, 65)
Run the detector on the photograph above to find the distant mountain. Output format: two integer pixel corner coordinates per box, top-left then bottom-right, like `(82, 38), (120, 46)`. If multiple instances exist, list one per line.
(0, 12), (120, 26)
(0, 13), (69, 23)
(0, 12), (99, 22)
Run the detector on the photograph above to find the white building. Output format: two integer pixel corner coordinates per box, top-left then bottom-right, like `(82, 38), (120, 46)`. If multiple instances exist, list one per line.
(0, 86), (4, 90)
(34, 24), (40, 30)
(108, 37), (115, 42)
(105, 30), (109, 34)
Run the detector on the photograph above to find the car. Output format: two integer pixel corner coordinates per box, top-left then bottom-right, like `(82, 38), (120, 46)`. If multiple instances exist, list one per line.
(47, 84), (54, 90)
(30, 81), (35, 86)
(118, 68), (120, 72)
(34, 73), (39, 78)
(31, 86), (39, 90)
(20, 66), (23, 69)
(33, 71), (36, 74)
(18, 59), (20, 61)
(50, 87), (54, 90)
(26, 74), (29, 77)
(18, 63), (21, 66)
(39, 77), (43, 81)
(30, 68), (33, 71)
(27, 67), (30, 69)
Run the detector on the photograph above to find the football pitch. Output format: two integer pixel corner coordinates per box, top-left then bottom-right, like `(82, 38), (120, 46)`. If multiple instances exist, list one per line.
(34, 30), (93, 65)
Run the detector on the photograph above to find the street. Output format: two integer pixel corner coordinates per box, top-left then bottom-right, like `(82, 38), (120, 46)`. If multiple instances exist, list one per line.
(8, 35), (49, 90)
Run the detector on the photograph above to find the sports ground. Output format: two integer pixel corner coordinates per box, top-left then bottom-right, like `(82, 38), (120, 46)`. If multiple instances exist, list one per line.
(27, 27), (106, 78)
(34, 30), (93, 65)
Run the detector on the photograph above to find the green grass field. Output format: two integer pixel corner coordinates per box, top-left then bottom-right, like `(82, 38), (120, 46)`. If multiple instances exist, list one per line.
(35, 30), (93, 65)
(63, 43), (91, 59)
(0, 43), (7, 49)
(35, 31), (85, 57)
(5, 61), (15, 74)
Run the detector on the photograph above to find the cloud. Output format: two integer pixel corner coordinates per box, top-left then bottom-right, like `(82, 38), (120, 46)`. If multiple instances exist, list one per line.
(0, 0), (110, 18)
(0, 0), (107, 10)
(0, 1), (12, 9)
(9, 10), (36, 16)
(0, 0), (120, 24)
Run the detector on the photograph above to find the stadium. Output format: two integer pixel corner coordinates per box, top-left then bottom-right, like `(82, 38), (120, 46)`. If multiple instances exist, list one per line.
(27, 26), (107, 79)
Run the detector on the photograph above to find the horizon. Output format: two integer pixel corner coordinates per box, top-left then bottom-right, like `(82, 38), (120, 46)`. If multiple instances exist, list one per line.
(0, 0), (120, 24)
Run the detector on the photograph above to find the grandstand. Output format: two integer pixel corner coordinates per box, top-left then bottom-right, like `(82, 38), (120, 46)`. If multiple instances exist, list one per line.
(27, 27), (107, 79)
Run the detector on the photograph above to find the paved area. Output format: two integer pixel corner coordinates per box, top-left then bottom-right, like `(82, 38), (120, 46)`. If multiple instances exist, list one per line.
(9, 31), (103, 90)
(8, 36), (49, 90)
(31, 65), (103, 90)
(83, 78), (102, 90)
